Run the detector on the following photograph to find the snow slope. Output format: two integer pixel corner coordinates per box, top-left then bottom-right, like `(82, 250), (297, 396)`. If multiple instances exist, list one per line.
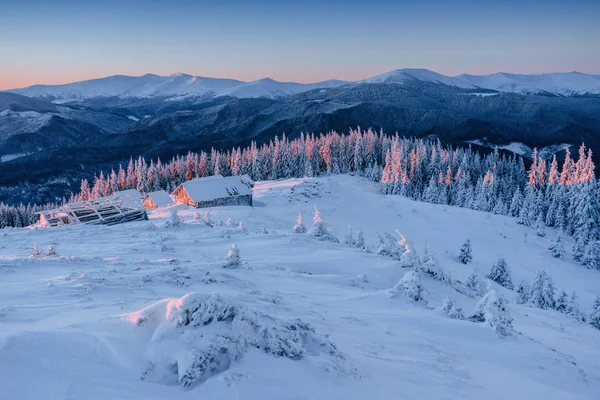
(361, 68), (476, 89)
(456, 72), (600, 96)
(1, 175), (600, 399)
(216, 78), (348, 99)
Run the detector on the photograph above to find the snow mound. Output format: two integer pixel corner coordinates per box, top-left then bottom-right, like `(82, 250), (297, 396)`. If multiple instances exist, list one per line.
(125, 293), (353, 388)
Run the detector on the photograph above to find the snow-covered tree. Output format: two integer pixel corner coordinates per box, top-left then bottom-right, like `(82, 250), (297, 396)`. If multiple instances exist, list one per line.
(568, 291), (586, 322)
(168, 209), (182, 228)
(30, 244), (41, 258)
(237, 221), (246, 232)
(555, 290), (569, 314)
(549, 233), (565, 259)
(516, 281), (530, 304)
(469, 289), (514, 336)
(535, 214), (546, 237)
(293, 213), (307, 233)
(530, 270), (556, 310)
(311, 206), (326, 237)
(344, 225), (354, 245)
(458, 239), (472, 264)
(589, 296), (600, 330)
(466, 270), (486, 297)
(203, 211), (213, 227)
(224, 244), (240, 268)
(390, 270), (423, 302)
(419, 246), (450, 283)
(442, 296), (464, 319)
(376, 232), (405, 260)
(47, 245), (56, 256)
(355, 229), (366, 250)
(487, 257), (514, 290)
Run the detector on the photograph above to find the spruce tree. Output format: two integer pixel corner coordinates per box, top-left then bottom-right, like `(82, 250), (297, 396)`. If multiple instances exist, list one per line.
(549, 233), (565, 259)
(458, 239), (472, 264)
(589, 296), (600, 330)
(487, 257), (514, 290)
(555, 290), (569, 313)
(530, 270), (556, 310)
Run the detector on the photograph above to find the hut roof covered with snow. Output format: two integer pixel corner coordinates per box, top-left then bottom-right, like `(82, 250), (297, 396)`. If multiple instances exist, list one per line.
(144, 190), (174, 209)
(172, 175), (253, 208)
(37, 189), (147, 228)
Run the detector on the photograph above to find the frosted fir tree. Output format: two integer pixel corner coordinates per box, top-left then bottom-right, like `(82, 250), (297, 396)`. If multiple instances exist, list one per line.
(344, 225), (355, 245)
(420, 246), (450, 283)
(549, 232), (565, 259)
(535, 214), (546, 237)
(442, 296), (464, 319)
(30, 244), (41, 258)
(568, 291), (586, 322)
(46, 245), (56, 256)
(354, 229), (366, 250)
(466, 270), (486, 297)
(376, 232), (405, 260)
(530, 270), (556, 310)
(516, 281), (530, 304)
(203, 211), (213, 227)
(469, 289), (514, 336)
(168, 209), (182, 227)
(458, 239), (472, 264)
(487, 257), (514, 290)
(400, 244), (420, 268)
(224, 244), (241, 269)
(311, 206), (326, 237)
(581, 240), (600, 270)
(555, 290), (569, 314)
(390, 270), (423, 302)
(293, 213), (307, 233)
(237, 221), (246, 232)
(589, 296), (600, 330)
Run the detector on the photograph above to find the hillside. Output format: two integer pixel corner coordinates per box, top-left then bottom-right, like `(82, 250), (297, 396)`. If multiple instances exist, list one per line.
(1, 175), (599, 399)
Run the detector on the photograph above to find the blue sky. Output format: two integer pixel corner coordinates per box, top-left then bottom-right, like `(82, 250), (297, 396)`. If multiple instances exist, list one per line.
(1, 0), (599, 89)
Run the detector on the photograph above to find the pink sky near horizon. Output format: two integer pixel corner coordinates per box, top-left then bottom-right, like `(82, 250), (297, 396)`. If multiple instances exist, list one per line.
(2, 64), (599, 91)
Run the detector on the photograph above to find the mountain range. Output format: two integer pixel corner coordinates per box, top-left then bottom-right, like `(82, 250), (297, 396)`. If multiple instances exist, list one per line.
(7, 69), (600, 100)
(1, 68), (600, 205)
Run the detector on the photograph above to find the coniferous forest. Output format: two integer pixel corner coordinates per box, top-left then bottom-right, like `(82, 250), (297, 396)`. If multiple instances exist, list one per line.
(1, 128), (598, 269)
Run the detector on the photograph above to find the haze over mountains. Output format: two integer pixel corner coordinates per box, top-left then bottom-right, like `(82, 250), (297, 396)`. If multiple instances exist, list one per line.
(1, 68), (600, 205)
(7, 69), (600, 100)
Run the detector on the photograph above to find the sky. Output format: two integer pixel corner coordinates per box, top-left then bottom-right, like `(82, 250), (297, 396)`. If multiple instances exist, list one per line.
(1, 0), (599, 90)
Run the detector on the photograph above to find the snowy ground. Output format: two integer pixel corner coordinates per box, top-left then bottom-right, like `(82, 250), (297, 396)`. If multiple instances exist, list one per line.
(1, 175), (599, 399)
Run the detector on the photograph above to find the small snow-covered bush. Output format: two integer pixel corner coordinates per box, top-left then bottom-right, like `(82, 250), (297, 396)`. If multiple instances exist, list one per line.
(418, 246), (451, 283)
(442, 296), (464, 319)
(194, 212), (202, 221)
(458, 239), (472, 264)
(224, 244), (240, 269)
(310, 206), (339, 242)
(237, 221), (246, 232)
(203, 212), (213, 227)
(30, 244), (41, 258)
(167, 210), (182, 228)
(131, 293), (350, 388)
(47, 245), (56, 256)
(376, 233), (404, 260)
(390, 270), (423, 302)
(293, 213), (307, 233)
(469, 289), (514, 336)
(516, 281), (530, 304)
(354, 229), (366, 251)
(487, 257), (514, 290)
(568, 291), (586, 322)
(344, 225), (354, 245)
(589, 296), (600, 330)
(226, 217), (232, 226)
(465, 270), (487, 297)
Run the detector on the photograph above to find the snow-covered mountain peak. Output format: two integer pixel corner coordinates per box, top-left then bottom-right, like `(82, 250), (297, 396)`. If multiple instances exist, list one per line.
(361, 68), (476, 89)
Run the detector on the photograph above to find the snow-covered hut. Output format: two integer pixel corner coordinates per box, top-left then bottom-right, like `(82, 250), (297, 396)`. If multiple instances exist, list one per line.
(172, 175), (253, 208)
(143, 190), (174, 209)
(37, 189), (147, 228)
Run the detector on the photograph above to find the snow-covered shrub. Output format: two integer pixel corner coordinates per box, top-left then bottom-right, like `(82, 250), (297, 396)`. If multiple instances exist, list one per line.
(350, 274), (369, 287)
(469, 290), (514, 336)
(203, 212), (213, 227)
(293, 213), (307, 233)
(535, 215), (546, 237)
(399, 244), (419, 268)
(555, 290), (569, 313)
(390, 270), (423, 302)
(30, 244), (41, 258)
(589, 296), (600, 330)
(568, 291), (586, 322)
(311, 206), (326, 237)
(487, 257), (514, 290)
(354, 229), (366, 250)
(465, 270), (487, 297)
(224, 244), (240, 269)
(46, 245), (56, 256)
(516, 281), (530, 304)
(458, 239), (472, 264)
(132, 293), (349, 388)
(581, 240), (600, 270)
(418, 246), (451, 283)
(167, 210), (182, 228)
(237, 221), (246, 232)
(344, 225), (354, 245)
(226, 217), (233, 226)
(549, 233), (565, 259)
(376, 233), (404, 260)
(530, 270), (556, 310)
(194, 212), (202, 221)
(442, 296), (464, 319)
